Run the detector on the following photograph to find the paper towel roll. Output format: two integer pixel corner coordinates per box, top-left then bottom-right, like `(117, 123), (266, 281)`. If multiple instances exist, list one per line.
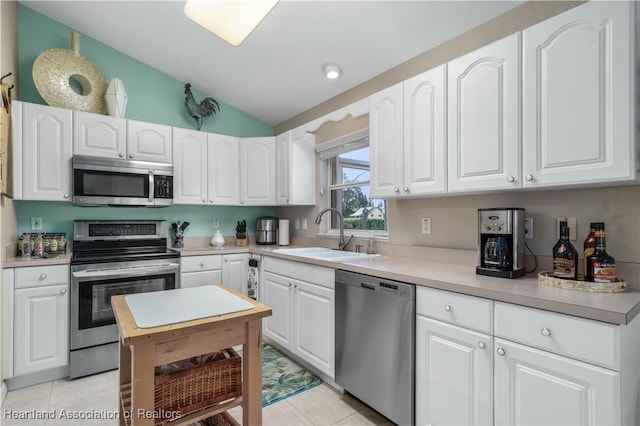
(278, 219), (290, 246)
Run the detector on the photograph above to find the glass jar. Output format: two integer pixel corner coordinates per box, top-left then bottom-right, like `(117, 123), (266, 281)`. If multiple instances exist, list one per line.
(57, 234), (67, 252)
(49, 236), (58, 252)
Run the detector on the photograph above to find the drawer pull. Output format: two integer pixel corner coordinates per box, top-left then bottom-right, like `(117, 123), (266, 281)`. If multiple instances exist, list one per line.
(60, 288), (67, 295)
(477, 341), (486, 349)
(200, 262), (205, 267)
(497, 347), (506, 356)
(39, 274), (47, 280)
(444, 304), (452, 312)
(541, 327), (552, 337)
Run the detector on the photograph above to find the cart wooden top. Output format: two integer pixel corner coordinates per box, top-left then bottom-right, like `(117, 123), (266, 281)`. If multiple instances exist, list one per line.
(112, 285), (272, 346)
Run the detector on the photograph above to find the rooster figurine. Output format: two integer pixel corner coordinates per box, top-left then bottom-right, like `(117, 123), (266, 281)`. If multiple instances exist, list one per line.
(184, 82), (221, 131)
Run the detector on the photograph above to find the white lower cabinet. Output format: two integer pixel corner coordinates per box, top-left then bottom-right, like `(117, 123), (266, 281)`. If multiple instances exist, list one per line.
(261, 256), (335, 377)
(3, 265), (70, 381)
(221, 253), (249, 295)
(180, 255), (222, 288)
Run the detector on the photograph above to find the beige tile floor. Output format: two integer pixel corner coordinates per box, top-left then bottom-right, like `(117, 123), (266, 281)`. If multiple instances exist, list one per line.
(1, 370), (394, 426)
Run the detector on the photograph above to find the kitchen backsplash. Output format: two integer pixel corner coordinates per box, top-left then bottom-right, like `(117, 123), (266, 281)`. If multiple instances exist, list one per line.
(14, 201), (274, 239)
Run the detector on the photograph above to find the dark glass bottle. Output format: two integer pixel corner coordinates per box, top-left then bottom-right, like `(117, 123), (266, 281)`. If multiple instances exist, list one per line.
(583, 223), (597, 279)
(586, 223), (616, 283)
(553, 220), (578, 280)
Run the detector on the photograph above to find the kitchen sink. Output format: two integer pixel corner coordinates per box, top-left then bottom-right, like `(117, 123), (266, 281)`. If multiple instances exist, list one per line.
(273, 247), (379, 262)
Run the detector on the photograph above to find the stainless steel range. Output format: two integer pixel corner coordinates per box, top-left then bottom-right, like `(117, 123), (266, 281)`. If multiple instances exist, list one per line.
(70, 220), (180, 379)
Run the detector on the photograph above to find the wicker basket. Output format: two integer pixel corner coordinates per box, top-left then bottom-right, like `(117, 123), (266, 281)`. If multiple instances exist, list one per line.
(538, 271), (626, 293)
(154, 348), (242, 418)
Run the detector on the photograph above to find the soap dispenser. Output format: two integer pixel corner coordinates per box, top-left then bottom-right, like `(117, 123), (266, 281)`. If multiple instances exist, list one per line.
(211, 230), (225, 247)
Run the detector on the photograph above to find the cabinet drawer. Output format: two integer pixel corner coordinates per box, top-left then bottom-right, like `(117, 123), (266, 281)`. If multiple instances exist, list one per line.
(180, 255), (222, 273)
(262, 256), (294, 277)
(295, 262), (334, 289)
(180, 270), (222, 288)
(494, 302), (619, 370)
(417, 287), (493, 334)
(15, 265), (69, 289)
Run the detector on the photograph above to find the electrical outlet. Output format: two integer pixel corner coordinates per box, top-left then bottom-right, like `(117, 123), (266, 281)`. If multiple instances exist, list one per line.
(302, 218), (308, 230)
(31, 217), (43, 231)
(295, 219), (300, 229)
(557, 217), (577, 241)
(421, 218), (431, 235)
(524, 218), (533, 239)
(213, 218), (220, 228)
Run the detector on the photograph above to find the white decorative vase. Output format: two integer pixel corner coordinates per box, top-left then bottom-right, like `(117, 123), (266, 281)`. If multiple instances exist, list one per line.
(105, 78), (127, 117)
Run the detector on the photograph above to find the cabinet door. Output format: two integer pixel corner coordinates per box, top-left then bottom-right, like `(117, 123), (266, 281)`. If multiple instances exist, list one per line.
(261, 271), (293, 349)
(494, 338), (620, 426)
(293, 280), (335, 377)
(127, 120), (172, 163)
(275, 132), (291, 205)
(447, 33), (521, 193)
(180, 270), (222, 288)
(22, 103), (73, 201)
(73, 111), (127, 159)
(289, 132), (316, 205)
(522, 1), (634, 187)
(222, 254), (249, 295)
(416, 316), (493, 426)
(207, 133), (240, 205)
(172, 127), (208, 205)
(240, 137), (276, 205)
(403, 65), (447, 196)
(14, 284), (69, 376)
(370, 82), (404, 198)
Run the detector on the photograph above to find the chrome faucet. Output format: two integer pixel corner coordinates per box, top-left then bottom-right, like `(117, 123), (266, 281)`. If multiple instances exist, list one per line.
(315, 208), (354, 251)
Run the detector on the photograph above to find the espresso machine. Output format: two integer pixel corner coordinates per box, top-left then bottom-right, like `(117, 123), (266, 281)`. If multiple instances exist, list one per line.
(476, 208), (526, 279)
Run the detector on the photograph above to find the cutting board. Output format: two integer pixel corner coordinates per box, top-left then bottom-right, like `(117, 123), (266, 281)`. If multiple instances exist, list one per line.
(124, 285), (254, 328)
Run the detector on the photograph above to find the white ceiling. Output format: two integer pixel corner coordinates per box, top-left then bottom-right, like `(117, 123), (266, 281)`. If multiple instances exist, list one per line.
(20, 1), (523, 127)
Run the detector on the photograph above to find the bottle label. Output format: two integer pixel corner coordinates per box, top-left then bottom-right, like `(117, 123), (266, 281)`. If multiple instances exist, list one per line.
(593, 261), (615, 283)
(553, 258), (576, 279)
(583, 247), (595, 275)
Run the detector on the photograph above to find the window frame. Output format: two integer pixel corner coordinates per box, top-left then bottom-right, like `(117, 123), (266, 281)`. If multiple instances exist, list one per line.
(316, 129), (388, 241)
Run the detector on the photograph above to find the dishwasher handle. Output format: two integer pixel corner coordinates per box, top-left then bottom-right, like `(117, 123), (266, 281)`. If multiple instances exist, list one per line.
(361, 282), (376, 290)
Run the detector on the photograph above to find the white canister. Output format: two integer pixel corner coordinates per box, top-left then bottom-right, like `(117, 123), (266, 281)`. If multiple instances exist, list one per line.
(211, 230), (225, 247)
(278, 219), (290, 246)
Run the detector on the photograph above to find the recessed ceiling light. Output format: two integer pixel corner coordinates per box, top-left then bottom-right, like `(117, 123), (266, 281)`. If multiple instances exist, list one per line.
(322, 63), (342, 79)
(184, 0), (278, 47)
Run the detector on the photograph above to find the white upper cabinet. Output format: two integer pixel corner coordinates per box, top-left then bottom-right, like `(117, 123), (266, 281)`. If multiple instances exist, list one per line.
(208, 133), (240, 205)
(275, 130), (316, 205)
(522, 1), (636, 187)
(14, 102), (73, 201)
(73, 111), (126, 159)
(403, 65), (447, 196)
(447, 33), (521, 193)
(240, 137), (276, 205)
(370, 82), (404, 198)
(172, 127), (208, 205)
(126, 120), (172, 163)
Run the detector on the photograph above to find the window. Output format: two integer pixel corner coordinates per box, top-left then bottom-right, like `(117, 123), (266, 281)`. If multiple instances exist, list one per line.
(317, 130), (387, 237)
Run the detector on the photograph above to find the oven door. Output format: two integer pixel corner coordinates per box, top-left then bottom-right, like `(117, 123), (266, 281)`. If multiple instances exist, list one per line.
(70, 260), (179, 350)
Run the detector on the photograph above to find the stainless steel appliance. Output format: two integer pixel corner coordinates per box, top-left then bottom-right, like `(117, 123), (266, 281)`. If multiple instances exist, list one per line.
(476, 207), (526, 279)
(70, 220), (180, 378)
(335, 270), (415, 426)
(73, 155), (173, 207)
(255, 216), (278, 245)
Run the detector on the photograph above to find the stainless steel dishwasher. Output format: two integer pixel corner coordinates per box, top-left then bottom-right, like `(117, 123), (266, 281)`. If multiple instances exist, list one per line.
(335, 270), (415, 426)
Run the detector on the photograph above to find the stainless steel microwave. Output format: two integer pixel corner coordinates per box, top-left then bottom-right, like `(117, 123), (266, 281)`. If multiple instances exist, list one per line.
(72, 155), (173, 207)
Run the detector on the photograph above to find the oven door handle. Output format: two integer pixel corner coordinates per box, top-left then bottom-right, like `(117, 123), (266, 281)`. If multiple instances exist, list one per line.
(72, 263), (180, 279)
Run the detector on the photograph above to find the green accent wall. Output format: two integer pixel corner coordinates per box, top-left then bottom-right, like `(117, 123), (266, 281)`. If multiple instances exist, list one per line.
(15, 5), (276, 237)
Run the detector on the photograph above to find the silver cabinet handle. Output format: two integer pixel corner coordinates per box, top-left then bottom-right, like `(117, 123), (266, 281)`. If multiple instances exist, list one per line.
(60, 288), (67, 295)
(526, 174), (534, 181)
(507, 176), (515, 183)
(119, 152), (124, 157)
(394, 187), (400, 193)
(404, 187), (409, 192)
(478, 341), (486, 349)
(294, 284), (297, 288)
(202, 199), (207, 203)
(444, 304), (451, 312)
(224, 258), (229, 263)
(210, 200), (214, 204)
(63, 193), (70, 199)
(541, 328), (551, 337)
(497, 347), (506, 356)
(288, 282), (293, 287)
(128, 153), (134, 159)
(39, 274), (47, 280)
(200, 262), (205, 267)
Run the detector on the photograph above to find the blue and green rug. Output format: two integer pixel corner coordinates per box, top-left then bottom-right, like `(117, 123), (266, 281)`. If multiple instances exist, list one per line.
(260, 344), (323, 407)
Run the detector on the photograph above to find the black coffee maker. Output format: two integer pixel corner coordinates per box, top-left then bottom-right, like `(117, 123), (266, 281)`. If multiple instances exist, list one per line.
(476, 208), (525, 279)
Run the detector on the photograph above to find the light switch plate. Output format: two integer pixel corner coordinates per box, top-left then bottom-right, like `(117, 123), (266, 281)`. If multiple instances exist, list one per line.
(31, 217), (43, 231)
(524, 218), (533, 239)
(213, 218), (220, 228)
(421, 218), (431, 235)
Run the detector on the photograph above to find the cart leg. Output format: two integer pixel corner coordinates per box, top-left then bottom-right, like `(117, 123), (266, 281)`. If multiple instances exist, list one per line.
(119, 340), (131, 426)
(131, 342), (154, 426)
(243, 319), (263, 425)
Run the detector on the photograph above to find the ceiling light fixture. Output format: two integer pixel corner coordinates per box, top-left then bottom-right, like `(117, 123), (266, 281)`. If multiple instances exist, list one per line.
(184, 0), (278, 47)
(322, 63), (342, 79)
